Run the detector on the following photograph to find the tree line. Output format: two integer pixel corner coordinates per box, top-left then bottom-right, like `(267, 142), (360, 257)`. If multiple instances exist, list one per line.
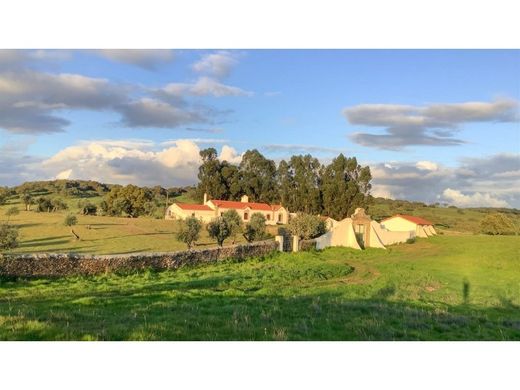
(196, 148), (373, 221)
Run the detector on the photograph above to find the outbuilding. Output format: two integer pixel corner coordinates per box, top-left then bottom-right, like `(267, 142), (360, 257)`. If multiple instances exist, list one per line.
(380, 214), (436, 238)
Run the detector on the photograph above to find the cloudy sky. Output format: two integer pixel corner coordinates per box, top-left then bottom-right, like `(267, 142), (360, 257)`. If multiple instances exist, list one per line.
(0, 49), (519, 208)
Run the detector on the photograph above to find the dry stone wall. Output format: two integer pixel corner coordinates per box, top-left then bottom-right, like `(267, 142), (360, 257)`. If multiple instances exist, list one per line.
(0, 240), (278, 278)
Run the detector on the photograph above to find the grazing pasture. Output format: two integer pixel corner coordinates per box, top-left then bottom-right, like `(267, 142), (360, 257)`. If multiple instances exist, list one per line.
(0, 234), (518, 340)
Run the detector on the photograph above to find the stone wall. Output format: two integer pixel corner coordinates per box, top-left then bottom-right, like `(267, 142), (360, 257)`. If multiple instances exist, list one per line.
(0, 240), (278, 278)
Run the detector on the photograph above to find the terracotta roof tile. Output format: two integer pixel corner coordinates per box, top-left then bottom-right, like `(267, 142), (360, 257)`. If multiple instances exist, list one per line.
(382, 214), (433, 225)
(210, 199), (273, 211)
(174, 203), (213, 211)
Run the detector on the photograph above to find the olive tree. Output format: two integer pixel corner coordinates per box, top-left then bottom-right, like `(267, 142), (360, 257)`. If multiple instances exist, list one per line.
(288, 213), (326, 239)
(243, 212), (267, 243)
(207, 217), (231, 247)
(176, 216), (202, 249)
(222, 209), (242, 244)
(0, 224), (18, 250)
(64, 214), (80, 240)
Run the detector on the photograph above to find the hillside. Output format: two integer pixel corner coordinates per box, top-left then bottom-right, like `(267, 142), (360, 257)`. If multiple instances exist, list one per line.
(0, 234), (518, 340)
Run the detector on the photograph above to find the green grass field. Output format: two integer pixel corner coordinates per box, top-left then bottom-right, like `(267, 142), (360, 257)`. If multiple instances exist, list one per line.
(1, 234), (518, 340)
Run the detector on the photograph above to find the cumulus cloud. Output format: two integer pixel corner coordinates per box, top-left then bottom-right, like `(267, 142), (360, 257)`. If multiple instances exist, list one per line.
(442, 188), (509, 208)
(0, 70), (128, 133)
(219, 145), (242, 164)
(370, 153), (520, 208)
(95, 49), (175, 69)
(37, 139), (240, 187)
(160, 77), (252, 98)
(192, 51), (238, 78)
(117, 98), (209, 128)
(344, 98), (520, 150)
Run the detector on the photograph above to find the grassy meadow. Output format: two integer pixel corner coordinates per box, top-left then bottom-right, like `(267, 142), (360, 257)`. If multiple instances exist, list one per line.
(0, 234), (519, 340)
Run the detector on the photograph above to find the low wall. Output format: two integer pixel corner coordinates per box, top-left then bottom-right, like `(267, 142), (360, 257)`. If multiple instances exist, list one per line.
(0, 240), (278, 278)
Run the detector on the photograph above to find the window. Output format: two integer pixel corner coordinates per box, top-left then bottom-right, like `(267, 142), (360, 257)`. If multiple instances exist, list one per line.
(220, 212), (224, 216)
(278, 214), (282, 222)
(192, 213), (195, 217)
(267, 214), (271, 221)
(244, 212), (248, 221)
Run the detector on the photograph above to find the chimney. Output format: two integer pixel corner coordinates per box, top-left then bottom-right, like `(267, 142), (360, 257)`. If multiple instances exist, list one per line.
(203, 193), (208, 205)
(241, 195), (249, 203)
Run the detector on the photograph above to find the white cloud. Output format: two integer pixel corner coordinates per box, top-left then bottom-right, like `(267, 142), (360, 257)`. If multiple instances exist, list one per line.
(161, 77), (252, 97)
(95, 49), (175, 69)
(344, 98), (519, 150)
(442, 188), (509, 208)
(39, 139), (241, 187)
(192, 51), (238, 78)
(219, 145), (242, 164)
(416, 161), (438, 171)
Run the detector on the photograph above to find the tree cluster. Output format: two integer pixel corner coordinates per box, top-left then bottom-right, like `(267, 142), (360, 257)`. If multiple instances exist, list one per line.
(197, 148), (372, 220)
(480, 213), (517, 235)
(288, 213), (327, 239)
(100, 185), (153, 217)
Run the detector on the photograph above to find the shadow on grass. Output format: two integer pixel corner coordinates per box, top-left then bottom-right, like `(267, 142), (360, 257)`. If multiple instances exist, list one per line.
(0, 279), (518, 341)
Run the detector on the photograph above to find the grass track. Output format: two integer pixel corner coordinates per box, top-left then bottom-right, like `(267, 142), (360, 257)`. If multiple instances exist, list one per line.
(1, 234), (518, 340)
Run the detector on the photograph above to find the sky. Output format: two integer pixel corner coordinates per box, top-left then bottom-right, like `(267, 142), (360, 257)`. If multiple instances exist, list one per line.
(0, 49), (519, 208)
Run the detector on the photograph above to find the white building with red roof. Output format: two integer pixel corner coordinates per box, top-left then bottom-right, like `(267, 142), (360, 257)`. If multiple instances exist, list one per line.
(380, 214), (437, 238)
(165, 194), (289, 225)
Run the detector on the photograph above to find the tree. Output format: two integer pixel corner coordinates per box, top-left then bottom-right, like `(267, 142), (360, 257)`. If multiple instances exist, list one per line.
(207, 217), (231, 247)
(78, 200), (97, 215)
(0, 224), (18, 250)
(5, 207), (19, 225)
(22, 193), (33, 211)
(239, 149), (278, 203)
(104, 185), (152, 217)
(36, 197), (53, 212)
(243, 212), (267, 242)
(64, 214), (80, 240)
(288, 213), (326, 239)
(288, 155), (322, 214)
(320, 154), (372, 220)
(480, 213), (517, 235)
(51, 197), (68, 212)
(196, 148), (228, 201)
(176, 217), (202, 249)
(222, 209), (242, 244)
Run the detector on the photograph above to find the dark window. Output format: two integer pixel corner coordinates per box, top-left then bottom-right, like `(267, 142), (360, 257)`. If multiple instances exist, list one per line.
(192, 213), (195, 217)
(267, 214), (271, 220)
(244, 212), (249, 220)
(278, 214), (282, 222)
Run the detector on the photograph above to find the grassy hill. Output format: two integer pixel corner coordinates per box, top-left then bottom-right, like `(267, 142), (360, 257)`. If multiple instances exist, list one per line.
(0, 234), (518, 340)
(1, 179), (518, 254)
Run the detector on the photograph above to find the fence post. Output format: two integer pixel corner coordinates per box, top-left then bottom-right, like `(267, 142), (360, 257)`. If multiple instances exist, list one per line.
(292, 235), (299, 252)
(275, 235), (284, 252)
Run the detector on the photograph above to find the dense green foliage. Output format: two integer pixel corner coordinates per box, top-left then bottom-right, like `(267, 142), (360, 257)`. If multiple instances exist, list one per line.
(288, 213), (327, 239)
(479, 213), (517, 235)
(196, 148), (372, 219)
(222, 209), (242, 244)
(207, 217), (231, 247)
(0, 235), (518, 340)
(0, 224), (18, 250)
(176, 217), (202, 249)
(243, 213), (267, 243)
(36, 197), (68, 213)
(102, 185), (153, 218)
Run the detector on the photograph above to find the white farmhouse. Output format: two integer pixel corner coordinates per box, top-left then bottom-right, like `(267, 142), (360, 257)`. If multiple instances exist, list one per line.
(381, 214), (436, 237)
(165, 194), (289, 225)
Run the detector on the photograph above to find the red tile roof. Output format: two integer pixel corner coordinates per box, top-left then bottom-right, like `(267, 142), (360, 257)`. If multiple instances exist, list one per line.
(210, 199), (274, 211)
(382, 214), (433, 225)
(174, 203), (213, 211)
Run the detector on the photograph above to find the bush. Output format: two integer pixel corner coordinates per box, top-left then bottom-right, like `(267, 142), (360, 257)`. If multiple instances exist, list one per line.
(207, 217), (231, 247)
(78, 200), (97, 215)
(406, 237), (416, 244)
(0, 224), (19, 250)
(222, 209), (242, 244)
(480, 213), (517, 235)
(176, 217), (202, 249)
(288, 213), (326, 239)
(243, 213), (267, 243)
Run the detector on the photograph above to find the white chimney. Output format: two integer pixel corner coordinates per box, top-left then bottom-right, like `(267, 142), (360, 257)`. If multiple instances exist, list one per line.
(203, 193), (208, 205)
(241, 195), (249, 203)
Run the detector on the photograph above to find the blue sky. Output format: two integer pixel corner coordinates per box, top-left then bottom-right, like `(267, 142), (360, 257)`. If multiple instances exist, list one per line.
(0, 49), (519, 207)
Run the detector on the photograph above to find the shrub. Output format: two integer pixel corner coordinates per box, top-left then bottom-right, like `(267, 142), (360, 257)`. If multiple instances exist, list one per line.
(176, 217), (202, 249)
(406, 237), (416, 244)
(207, 217), (231, 247)
(64, 214), (80, 240)
(0, 224), (19, 250)
(288, 213), (326, 239)
(243, 213), (267, 243)
(5, 206), (19, 224)
(222, 209), (242, 244)
(480, 213), (517, 235)
(78, 200), (98, 215)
